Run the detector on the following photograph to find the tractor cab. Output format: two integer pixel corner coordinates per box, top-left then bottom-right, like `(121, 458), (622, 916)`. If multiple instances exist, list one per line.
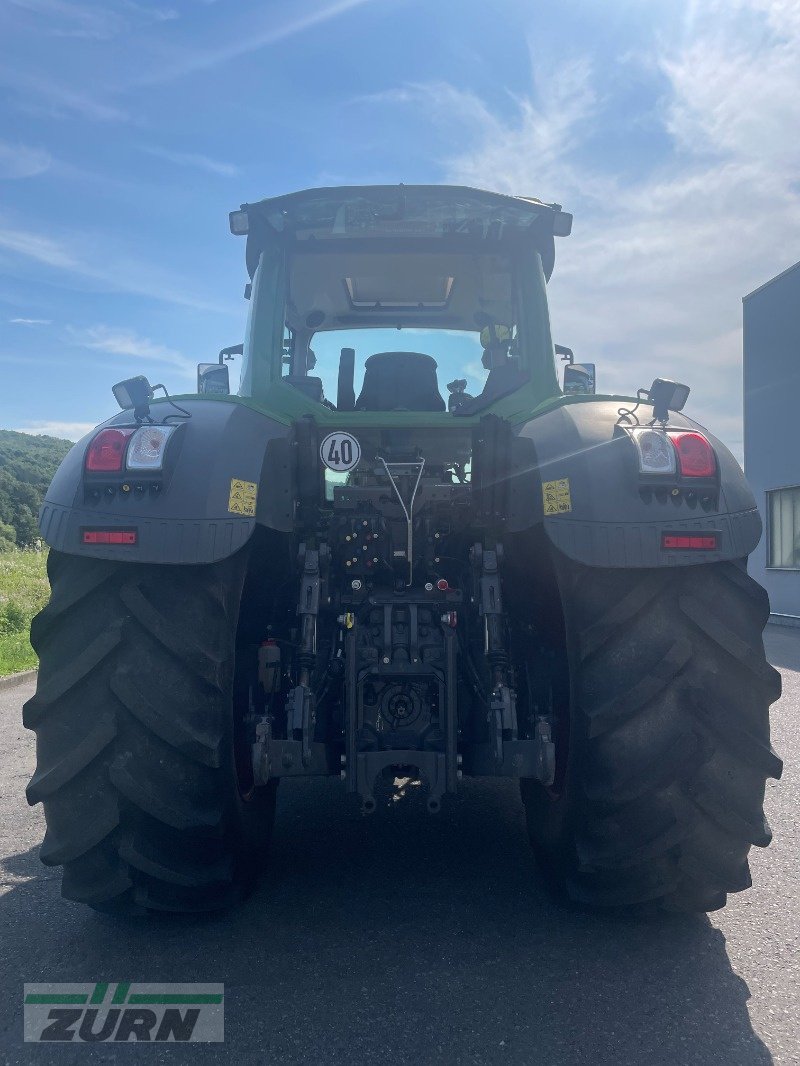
(226, 185), (573, 418)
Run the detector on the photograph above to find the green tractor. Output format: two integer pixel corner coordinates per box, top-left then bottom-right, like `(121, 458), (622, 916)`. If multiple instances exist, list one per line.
(24, 185), (782, 915)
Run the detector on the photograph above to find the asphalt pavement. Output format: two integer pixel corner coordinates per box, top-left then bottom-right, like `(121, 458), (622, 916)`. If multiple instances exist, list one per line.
(0, 625), (797, 1065)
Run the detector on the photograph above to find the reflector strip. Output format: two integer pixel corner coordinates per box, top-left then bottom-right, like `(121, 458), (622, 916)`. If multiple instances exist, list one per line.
(662, 533), (718, 550)
(82, 529), (137, 545)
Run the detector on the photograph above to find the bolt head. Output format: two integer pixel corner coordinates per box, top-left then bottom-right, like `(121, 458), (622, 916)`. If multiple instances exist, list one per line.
(351, 579), (362, 591)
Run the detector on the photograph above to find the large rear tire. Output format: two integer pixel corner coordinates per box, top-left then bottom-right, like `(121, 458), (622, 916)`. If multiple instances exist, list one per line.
(521, 558), (782, 913)
(24, 549), (276, 914)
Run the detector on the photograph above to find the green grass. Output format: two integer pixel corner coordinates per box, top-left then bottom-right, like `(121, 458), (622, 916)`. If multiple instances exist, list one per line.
(0, 549), (49, 675)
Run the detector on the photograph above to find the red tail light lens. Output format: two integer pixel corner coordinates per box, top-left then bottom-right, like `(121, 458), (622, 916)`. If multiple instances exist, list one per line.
(668, 431), (716, 477)
(85, 428), (135, 472)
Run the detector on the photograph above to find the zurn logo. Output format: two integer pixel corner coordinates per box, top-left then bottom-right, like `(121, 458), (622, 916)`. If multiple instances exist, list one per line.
(24, 983), (224, 1042)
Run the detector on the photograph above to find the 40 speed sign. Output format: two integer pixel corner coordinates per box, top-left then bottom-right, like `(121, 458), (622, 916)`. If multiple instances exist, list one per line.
(319, 432), (361, 473)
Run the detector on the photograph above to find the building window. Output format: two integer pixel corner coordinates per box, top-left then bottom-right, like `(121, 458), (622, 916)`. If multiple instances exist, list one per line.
(768, 487), (800, 568)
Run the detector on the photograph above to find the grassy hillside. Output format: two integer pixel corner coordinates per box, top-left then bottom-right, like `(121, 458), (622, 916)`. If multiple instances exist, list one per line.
(0, 549), (48, 674)
(0, 429), (73, 548)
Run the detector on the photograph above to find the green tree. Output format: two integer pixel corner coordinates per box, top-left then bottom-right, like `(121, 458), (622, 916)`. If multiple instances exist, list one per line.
(0, 430), (73, 546)
(0, 522), (16, 552)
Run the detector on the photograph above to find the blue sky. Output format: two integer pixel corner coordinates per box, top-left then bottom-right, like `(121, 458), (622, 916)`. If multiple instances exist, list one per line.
(1, 0), (799, 460)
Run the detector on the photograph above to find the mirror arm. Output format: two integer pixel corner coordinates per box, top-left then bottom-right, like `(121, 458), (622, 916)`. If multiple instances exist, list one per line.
(218, 342), (244, 365)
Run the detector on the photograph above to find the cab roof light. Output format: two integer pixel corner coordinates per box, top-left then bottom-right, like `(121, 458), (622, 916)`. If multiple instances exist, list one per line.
(229, 209), (249, 235)
(668, 431), (717, 478)
(85, 428), (135, 472)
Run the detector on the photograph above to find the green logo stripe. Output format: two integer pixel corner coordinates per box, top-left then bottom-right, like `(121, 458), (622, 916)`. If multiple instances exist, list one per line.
(111, 983), (130, 1004)
(24, 995), (88, 1005)
(127, 994), (224, 1005)
(89, 983), (109, 1005)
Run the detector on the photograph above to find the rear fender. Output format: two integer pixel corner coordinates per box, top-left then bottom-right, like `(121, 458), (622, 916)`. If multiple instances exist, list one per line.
(508, 400), (761, 568)
(39, 399), (293, 565)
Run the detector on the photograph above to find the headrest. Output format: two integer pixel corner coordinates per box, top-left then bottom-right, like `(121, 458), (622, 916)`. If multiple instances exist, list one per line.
(356, 352), (445, 412)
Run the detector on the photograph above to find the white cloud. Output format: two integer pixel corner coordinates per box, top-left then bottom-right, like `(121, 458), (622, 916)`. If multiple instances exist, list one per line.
(15, 420), (96, 441)
(9, 317), (51, 325)
(3, 72), (130, 122)
(139, 145), (238, 177)
(69, 324), (195, 377)
(0, 226), (80, 271)
(0, 141), (51, 180)
(371, 2), (800, 463)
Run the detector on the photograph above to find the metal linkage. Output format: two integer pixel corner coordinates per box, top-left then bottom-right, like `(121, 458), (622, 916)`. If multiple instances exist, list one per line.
(376, 457), (425, 585)
(470, 542), (518, 765)
(253, 543), (329, 785)
(341, 589), (460, 814)
(289, 544), (325, 766)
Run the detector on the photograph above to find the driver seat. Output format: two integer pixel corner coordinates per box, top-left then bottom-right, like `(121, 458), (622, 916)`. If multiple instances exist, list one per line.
(355, 352), (445, 412)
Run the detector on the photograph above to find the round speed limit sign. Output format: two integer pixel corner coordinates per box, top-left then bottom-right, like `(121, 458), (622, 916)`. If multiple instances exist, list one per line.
(319, 431), (361, 473)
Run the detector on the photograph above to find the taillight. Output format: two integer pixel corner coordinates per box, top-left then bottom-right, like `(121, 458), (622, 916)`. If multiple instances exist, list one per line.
(126, 424), (176, 471)
(628, 427), (676, 476)
(668, 431), (716, 477)
(85, 428), (135, 472)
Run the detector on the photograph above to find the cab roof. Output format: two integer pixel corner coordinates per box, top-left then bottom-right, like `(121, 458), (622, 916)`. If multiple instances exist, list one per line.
(230, 184), (572, 281)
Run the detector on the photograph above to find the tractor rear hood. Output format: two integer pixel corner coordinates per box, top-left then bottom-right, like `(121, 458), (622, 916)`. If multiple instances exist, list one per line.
(231, 184), (572, 280)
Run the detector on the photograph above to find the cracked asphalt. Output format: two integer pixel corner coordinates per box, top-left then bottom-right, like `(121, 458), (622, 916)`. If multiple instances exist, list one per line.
(0, 624), (797, 1065)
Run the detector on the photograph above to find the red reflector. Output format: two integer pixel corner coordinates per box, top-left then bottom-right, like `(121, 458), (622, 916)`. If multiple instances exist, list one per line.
(668, 431), (716, 477)
(662, 533), (718, 550)
(436, 578), (449, 591)
(83, 529), (137, 545)
(85, 428), (135, 472)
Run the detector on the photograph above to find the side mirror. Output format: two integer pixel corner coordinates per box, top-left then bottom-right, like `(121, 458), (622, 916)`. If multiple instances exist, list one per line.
(197, 363), (230, 396)
(564, 363), (596, 395)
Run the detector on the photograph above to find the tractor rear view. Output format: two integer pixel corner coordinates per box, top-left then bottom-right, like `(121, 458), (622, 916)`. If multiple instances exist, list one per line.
(24, 185), (782, 915)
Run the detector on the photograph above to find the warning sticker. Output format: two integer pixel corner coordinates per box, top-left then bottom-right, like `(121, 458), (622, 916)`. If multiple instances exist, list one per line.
(228, 478), (258, 516)
(542, 477), (572, 516)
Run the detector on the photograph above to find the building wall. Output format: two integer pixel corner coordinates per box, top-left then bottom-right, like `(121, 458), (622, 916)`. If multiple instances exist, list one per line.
(743, 262), (800, 617)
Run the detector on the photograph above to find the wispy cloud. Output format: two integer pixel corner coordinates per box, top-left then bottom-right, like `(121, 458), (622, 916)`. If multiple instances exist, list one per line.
(369, 2), (800, 463)
(9, 317), (51, 325)
(9, 0), (178, 38)
(3, 71), (130, 122)
(138, 144), (238, 177)
(0, 221), (238, 315)
(134, 0), (375, 85)
(0, 226), (81, 271)
(14, 420), (96, 440)
(0, 140), (52, 180)
(68, 324), (195, 376)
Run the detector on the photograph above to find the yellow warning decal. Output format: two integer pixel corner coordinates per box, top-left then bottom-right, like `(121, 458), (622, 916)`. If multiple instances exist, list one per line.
(228, 478), (258, 516)
(542, 477), (572, 516)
